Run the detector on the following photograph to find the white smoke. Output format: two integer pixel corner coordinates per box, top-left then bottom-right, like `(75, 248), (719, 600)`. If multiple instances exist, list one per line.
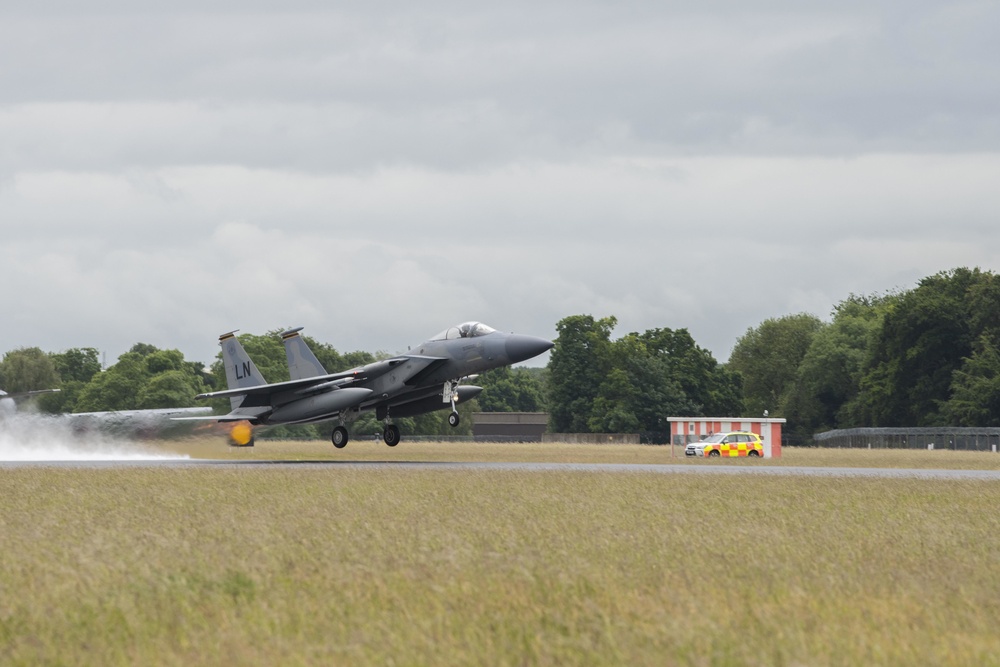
(0, 414), (189, 461)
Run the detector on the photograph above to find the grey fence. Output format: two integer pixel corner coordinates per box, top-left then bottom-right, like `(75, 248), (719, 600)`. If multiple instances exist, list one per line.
(542, 433), (642, 445)
(814, 427), (1000, 451)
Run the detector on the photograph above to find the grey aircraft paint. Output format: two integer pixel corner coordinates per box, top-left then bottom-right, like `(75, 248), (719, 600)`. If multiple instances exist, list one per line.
(178, 322), (553, 448)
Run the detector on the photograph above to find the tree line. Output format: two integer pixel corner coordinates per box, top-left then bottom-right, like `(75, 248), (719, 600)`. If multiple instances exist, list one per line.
(0, 330), (546, 440)
(729, 267), (1000, 441)
(0, 344), (210, 415)
(546, 315), (741, 440)
(545, 268), (1000, 442)
(5, 266), (999, 441)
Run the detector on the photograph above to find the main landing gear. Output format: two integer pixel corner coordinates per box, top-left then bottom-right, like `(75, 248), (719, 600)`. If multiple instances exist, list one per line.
(383, 423), (400, 447)
(330, 423), (399, 447)
(331, 379), (467, 449)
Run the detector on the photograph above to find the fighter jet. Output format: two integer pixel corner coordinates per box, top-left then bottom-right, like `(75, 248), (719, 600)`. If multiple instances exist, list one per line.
(186, 322), (553, 447)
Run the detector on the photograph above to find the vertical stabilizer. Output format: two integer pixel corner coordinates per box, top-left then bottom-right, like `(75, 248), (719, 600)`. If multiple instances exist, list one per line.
(219, 331), (268, 410)
(281, 327), (328, 380)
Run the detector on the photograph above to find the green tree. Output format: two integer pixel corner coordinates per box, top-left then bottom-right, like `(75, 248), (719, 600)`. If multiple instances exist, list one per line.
(70, 344), (208, 413)
(300, 335), (377, 373)
(588, 367), (643, 433)
(728, 313), (825, 418)
(584, 328), (740, 439)
(145, 349), (185, 375)
(637, 328), (742, 418)
(548, 317), (737, 438)
(74, 353), (149, 412)
(548, 315), (617, 432)
(0, 347), (60, 394)
(129, 343), (159, 357)
(939, 271), (1000, 425)
(587, 334), (673, 435)
(37, 347), (103, 413)
(50, 348), (101, 383)
(942, 335), (1000, 426)
(477, 366), (545, 412)
(854, 268), (983, 426)
(137, 370), (201, 409)
(790, 294), (896, 433)
(965, 272), (1000, 343)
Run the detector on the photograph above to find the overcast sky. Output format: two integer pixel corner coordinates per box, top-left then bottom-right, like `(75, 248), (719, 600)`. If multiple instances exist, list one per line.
(2, 1), (999, 371)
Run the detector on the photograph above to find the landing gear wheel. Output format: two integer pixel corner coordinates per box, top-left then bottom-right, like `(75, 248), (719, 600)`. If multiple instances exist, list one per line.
(332, 426), (349, 449)
(448, 411), (460, 428)
(383, 424), (401, 447)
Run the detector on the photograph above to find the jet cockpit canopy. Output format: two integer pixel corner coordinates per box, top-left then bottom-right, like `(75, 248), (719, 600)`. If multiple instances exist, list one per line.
(430, 322), (497, 341)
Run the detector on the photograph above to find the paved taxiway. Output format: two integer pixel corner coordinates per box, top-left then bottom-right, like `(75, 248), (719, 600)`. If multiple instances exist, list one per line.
(3, 459), (1000, 479)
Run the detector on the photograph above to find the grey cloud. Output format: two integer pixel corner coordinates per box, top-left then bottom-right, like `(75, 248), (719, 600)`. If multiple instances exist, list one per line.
(2, 2), (997, 166)
(2, 1), (1000, 366)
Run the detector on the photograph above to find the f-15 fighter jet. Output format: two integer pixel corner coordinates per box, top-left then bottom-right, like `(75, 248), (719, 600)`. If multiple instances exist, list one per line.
(185, 322), (553, 447)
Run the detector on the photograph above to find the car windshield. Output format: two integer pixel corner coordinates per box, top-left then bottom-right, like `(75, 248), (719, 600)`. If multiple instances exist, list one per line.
(430, 321), (497, 341)
(700, 433), (726, 443)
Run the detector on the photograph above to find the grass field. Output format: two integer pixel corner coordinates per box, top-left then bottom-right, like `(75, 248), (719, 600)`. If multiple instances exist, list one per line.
(3, 441), (1000, 665)
(155, 436), (1000, 470)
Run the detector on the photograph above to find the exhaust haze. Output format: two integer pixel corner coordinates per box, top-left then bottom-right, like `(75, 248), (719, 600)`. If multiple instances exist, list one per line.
(0, 414), (189, 461)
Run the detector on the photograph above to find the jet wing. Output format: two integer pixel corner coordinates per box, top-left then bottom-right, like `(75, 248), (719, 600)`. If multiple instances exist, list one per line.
(171, 407), (271, 422)
(0, 388), (61, 400)
(196, 369), (378, 400)
(400, 356), (450, 386)
(196, 356), (445, 400)
(71, 406), (213, 419)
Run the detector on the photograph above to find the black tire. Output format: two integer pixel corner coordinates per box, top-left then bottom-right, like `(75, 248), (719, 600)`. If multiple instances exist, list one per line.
(448, 411), (460, 428)
(748, 450), (760, 457)
(384, 424), (401, 447)
(708, 449), (721, 457)
(332, 426), (349, 449)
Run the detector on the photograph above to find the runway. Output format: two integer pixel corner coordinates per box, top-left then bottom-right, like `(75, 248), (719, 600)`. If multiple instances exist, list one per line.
(3, 458), (1000, 479)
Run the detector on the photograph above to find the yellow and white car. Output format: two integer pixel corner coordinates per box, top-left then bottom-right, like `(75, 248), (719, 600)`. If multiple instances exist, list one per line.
(685, 431), (763, 457)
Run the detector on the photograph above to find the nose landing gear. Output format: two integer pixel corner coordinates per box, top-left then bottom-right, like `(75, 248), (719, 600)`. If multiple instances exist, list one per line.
(444, 380), (460, 428)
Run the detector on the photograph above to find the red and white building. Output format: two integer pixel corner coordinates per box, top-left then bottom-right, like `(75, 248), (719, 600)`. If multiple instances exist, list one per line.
(668, 416), (787, 458)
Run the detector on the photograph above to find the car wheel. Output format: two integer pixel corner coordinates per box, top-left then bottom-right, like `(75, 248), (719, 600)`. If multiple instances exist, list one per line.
(708, 450), (720, 457)
(748, 450), (760, 457)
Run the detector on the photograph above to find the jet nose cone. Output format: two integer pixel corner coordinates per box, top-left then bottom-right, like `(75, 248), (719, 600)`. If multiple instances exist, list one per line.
(505, 334), (555, 364)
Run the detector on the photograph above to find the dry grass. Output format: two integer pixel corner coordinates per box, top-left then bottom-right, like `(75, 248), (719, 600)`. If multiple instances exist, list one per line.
(3, 457), (1000, 666)
(155, 436), (1000, 470)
